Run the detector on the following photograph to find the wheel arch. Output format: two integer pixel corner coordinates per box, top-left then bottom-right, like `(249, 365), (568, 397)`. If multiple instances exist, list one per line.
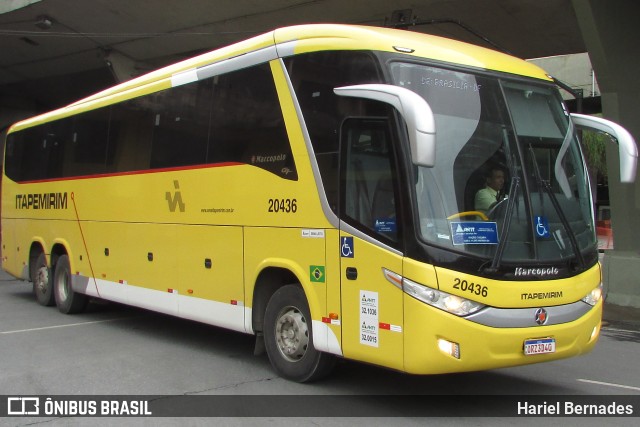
(251, 266), (300, 334)
(250, 261), (322, 334)
(50, 241), (71, 272)
(28, 240), (47, 282)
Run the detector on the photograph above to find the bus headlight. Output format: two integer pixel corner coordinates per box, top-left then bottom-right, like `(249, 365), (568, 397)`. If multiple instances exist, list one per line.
(582, 283), (603, 306)
(402, 278), (485, 316)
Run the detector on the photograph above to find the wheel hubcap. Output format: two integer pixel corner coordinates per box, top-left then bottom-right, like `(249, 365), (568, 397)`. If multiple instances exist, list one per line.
(275, 306), (309, 362)
(35, 267), (48, 294)
(57, 273), (70, 301)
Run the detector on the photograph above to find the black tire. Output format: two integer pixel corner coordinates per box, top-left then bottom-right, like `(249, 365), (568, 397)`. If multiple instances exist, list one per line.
(263, 284), (335, 382)
(32, 252), (55, 306)
(53, 255), (88, 314)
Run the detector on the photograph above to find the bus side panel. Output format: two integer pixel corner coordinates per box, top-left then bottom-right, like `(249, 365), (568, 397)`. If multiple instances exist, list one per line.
(1, 218), (21, 279)
(173, 224), (245, 327)
(81, 222), (174, 293)
(80, 221), (245, 325)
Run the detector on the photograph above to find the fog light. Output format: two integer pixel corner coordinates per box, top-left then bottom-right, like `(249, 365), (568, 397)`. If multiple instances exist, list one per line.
(589, 324), (600, 343)
(437, 338), (460, 359)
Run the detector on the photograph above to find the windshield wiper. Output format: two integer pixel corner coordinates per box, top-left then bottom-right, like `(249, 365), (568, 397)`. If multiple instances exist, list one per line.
(528, 143), (586, 268)
(484, 176), (520, 273)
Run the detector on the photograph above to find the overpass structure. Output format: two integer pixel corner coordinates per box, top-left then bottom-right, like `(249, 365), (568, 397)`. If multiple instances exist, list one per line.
(1, 0), (639, 307)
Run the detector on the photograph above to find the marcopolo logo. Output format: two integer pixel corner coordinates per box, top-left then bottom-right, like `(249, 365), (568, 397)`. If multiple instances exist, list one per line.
(514, 267), (560, 277)
(251, 153), (287, 164)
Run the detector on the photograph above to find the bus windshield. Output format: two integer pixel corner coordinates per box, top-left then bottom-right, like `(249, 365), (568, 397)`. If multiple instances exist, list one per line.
(389, 62), (596, 264)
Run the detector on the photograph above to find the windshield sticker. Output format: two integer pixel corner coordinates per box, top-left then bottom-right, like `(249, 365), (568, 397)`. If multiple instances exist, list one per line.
(374, 219), (397, 233)
(420, 76), (482, 92)
(451, 221), (499, 245)
(535, 216), (551, 238)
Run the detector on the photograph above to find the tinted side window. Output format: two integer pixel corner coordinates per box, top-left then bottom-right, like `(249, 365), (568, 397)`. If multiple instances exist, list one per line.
(5, 62), (295, 181)
(66, 107), (112, 177)
(109, 97), (154, 173)
(4, 133), (22, 181)
(210, 64), (296, 180)
(4, 123), (65, 182)
(284, 51), (384, 210)
(341, 118), (400, 244)
(150, 79), (213, 169)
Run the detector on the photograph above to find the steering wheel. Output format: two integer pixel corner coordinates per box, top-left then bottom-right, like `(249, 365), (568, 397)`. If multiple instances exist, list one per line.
(487, 197), (508, 219)
(447, 211), (488, 221)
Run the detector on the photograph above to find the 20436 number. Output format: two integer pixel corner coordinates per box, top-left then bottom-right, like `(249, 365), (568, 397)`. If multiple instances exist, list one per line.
(268, 198), (297, 213)
(453, 278), (488, 298)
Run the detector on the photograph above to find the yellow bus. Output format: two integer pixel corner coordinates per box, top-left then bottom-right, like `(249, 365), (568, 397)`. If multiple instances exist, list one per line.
(2, 24), (637, 382)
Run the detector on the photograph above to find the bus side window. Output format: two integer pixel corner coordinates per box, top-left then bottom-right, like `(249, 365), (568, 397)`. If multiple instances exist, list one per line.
(284, 51), (384, 213)
(209, 64), (296, 180)
(67, 108), (111, 177)
(109, 98), (154, 173)
(149, 79), (213, 169)
(340, 117), (400, 243)
(5, 122), (66, 182)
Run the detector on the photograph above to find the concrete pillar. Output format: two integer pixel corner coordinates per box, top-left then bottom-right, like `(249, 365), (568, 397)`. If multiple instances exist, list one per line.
(572, 0), (640, 306)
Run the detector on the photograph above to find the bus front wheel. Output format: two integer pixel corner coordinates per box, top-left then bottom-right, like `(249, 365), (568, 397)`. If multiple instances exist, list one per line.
(53, 255), (88, 314)
(33, 253), (55, 307)
(263, 284), (335, 382)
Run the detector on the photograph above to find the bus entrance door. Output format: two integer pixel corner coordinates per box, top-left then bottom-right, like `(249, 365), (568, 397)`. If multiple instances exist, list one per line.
(337, 117), (405, 371)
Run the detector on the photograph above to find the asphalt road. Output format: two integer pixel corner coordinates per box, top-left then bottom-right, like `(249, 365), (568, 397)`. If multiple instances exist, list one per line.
(1, 268), (639, 426)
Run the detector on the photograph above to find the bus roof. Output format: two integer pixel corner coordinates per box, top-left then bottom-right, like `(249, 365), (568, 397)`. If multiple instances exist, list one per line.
(9, 24), (551, 133)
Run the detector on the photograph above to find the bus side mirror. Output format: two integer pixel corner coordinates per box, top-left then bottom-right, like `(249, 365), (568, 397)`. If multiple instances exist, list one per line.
(571, 113), (638, 183)
(334, 84), (436, 167)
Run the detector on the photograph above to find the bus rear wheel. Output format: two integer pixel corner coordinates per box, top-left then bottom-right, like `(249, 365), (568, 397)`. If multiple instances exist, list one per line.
(263, 284), (335, 382)
(53, 255), (88, 314)
(32, 253), (55, 306)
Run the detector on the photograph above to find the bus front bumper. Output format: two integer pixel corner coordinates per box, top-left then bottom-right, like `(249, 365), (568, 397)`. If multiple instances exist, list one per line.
(402, 295), (602, 375)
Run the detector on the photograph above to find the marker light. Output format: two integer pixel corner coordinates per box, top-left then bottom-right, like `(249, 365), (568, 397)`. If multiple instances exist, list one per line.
(589, 324), (600, 343)
(402, 278), (485, 316)
(582, 283), (603, 306)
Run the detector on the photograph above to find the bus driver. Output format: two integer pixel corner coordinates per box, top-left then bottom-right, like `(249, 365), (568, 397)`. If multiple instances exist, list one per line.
(475, 167), (506, 213)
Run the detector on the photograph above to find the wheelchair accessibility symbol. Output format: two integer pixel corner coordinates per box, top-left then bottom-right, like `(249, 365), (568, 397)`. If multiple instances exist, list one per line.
(535, 216), (550, 238)
(341, 237), (354, 258)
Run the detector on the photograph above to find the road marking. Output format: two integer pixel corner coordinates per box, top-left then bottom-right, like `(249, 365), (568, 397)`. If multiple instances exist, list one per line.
(0, 317), (139, 335)
(602, 326), (640, 334)
(578, 378), (640, 392)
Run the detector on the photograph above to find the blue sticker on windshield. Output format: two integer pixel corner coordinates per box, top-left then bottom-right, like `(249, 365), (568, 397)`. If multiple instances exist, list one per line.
(374, 218), (397, 233)
(535, 216), (550, 238)
(451, 222), (499, 245)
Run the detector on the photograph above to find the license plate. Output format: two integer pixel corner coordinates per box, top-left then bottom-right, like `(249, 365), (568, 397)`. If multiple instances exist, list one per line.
(524, 338), (556, 355)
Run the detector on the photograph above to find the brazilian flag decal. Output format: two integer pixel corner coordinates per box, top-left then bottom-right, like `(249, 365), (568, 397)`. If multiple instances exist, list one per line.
(310, 265), (325, 283)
